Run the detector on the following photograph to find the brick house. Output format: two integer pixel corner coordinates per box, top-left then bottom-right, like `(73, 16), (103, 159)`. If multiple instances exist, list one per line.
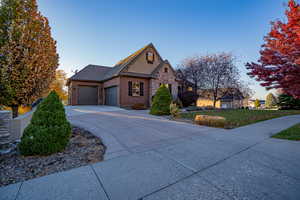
(67, 43), (178, 107)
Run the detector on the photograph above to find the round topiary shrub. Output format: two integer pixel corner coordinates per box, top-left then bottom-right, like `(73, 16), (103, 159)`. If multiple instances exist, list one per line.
(19, 91), (71, 156)
(150, 85), (172, 115)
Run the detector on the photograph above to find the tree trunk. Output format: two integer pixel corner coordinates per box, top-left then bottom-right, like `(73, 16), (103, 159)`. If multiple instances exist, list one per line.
(213, 100), (217, 108)
(213, 94), (217, 108)
(11, 105), (18, 118)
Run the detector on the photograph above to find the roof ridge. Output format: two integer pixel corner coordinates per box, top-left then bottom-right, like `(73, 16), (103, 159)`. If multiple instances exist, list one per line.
(114, 43), (153, 67)
(87, 64), (112, 68)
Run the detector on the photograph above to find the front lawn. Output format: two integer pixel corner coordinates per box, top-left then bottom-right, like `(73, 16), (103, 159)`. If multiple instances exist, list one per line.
(180, 109), (300, 129)
(272, 123), (300, 141)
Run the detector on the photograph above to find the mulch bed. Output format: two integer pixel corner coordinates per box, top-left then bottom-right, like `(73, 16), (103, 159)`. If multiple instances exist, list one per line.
(0, 126), (106, 187)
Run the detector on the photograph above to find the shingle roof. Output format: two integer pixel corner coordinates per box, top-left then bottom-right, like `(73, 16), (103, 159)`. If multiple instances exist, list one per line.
(69, 64), (112, 82)
(68, 43), (165, 83)
(114, 43), (150, 67)
(151, 59), (176, 77)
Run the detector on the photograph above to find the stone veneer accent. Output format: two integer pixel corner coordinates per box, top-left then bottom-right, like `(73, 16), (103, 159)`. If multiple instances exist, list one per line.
(150, 63), (178, 104)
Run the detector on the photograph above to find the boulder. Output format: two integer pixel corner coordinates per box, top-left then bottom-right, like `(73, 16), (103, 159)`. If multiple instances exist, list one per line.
(194, 114), (226, 128)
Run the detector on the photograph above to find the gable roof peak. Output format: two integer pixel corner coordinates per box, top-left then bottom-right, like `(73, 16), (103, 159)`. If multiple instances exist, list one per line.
(114, 43), (152, 67)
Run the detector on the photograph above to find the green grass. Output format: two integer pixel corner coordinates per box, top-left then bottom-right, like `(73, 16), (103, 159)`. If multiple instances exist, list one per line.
(180, 109), (300, 129)
(272, 123), (300, 141)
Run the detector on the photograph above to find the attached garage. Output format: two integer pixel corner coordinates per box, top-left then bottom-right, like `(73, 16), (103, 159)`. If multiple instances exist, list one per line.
(105, 86), (118, 106)
(78, 86), (98, 105)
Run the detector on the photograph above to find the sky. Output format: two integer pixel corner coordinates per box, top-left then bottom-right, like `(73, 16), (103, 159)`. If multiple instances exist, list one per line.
(37, 0), (288, 99)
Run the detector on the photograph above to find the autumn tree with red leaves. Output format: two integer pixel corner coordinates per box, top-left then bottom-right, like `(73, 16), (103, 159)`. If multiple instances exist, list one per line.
(0, 0), (59, 117)
(246, 0), (300, 99)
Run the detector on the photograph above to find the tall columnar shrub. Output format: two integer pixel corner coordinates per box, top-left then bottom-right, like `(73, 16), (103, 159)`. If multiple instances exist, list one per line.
(150, 85), (172, 115)
(19, 91), (71, 156)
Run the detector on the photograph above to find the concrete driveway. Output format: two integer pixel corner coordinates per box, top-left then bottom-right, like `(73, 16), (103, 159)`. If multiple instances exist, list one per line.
(2, 106), (300, 200)
(66, 105), (219, 159)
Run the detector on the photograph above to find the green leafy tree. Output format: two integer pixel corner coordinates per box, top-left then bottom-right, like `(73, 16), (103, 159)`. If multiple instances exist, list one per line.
(265, 93), (277, 108)
(19, 91), (71, 156)
(0, 0), (59, 118)
(150, 85), (172, 115)
(254, 99), (261, 108)
(277, 94), (300, 110)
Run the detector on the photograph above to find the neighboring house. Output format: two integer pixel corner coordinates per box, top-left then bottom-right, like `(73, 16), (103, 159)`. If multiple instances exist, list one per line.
(196, 88), (245, 109)
(67, 43), (178, 107)
(248, 99), (266, 109)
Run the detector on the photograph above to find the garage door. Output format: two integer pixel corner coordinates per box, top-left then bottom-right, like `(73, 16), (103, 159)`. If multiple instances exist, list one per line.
(78, 86), (98, 105)
(105, 86), (118, 106)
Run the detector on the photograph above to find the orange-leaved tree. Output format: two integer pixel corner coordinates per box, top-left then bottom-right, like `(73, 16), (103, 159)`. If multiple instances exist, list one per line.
(0, 0), (59, 117)
(44, 70), (68, 104)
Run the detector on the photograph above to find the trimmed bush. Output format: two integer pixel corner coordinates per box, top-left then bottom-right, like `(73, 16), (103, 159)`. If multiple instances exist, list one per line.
(172, 98), (183, 108)
(170, 102), (180, 118)
(19, 91), (71, 156)
(179, 91), (199, 107)
(277, 94), (300, 110)
(150, 85), (172, 115)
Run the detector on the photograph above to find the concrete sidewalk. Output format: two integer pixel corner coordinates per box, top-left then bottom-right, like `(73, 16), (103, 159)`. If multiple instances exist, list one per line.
(1, 115), (300, 200)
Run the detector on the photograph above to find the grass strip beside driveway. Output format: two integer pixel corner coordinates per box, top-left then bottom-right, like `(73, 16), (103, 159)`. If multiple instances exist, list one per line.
(180, 110), (300, 129)
(272, 123), (300, 141)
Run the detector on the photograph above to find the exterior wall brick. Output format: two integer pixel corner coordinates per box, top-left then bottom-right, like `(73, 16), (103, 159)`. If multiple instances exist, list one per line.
(119, 76), (150, 107)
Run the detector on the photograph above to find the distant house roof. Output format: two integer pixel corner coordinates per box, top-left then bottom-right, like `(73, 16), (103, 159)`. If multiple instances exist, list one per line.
(198, 88), (244, 101)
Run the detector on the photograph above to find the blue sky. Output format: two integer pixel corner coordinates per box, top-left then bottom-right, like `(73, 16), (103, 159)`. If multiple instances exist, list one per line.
(38, 0), (288, 99)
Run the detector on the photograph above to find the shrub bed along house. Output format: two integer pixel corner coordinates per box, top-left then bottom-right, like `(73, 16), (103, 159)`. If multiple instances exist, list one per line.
(131, 103), (147, 110)
(18, 91), (71, 156)
(150, 85), (172, 115)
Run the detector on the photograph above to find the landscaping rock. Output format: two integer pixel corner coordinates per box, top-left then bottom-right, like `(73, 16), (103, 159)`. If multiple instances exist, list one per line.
(195, 115), (225, 121)
(194, 115), (226, 128)
(0, 126), (106, 187)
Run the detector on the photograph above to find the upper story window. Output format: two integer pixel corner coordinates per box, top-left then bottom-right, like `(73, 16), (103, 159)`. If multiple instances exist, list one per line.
(164, 67), (168, 73)
(146, 51), (154, 64)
